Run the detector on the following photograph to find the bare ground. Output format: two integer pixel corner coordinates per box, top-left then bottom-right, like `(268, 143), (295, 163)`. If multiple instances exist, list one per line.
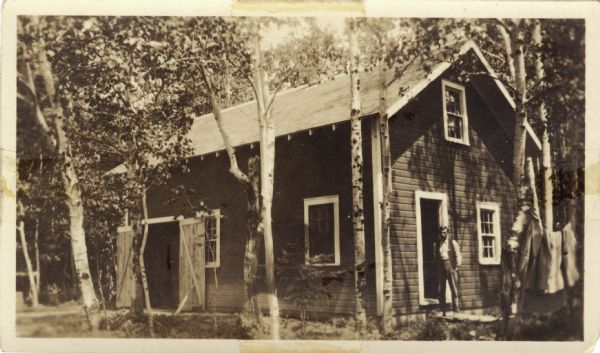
(16, 300), (582, 340)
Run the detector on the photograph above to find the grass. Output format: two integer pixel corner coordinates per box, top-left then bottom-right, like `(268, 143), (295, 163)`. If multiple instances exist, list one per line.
(16, 303), (581, 340)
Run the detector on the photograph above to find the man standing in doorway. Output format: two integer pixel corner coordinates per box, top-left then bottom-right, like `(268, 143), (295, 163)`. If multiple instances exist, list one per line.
(434, 225), (462, 313)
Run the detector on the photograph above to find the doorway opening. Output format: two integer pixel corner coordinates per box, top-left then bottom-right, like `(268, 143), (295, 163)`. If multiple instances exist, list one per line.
(416, 191), (449, 306)
(420, 199), (442, 301)
(144, 221), (180, 309)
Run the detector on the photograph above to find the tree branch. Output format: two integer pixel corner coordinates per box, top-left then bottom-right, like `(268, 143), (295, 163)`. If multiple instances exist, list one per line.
(264, 66), (298, 115)
(479, 48), (506, 63)
(226, 54), (259, 104)
(495, 18), (512, 37)
(69, 127), (126, 158)
(497, 22), (516, 83)
(198, 62), (252, 186)
(18, 58), (57, 149)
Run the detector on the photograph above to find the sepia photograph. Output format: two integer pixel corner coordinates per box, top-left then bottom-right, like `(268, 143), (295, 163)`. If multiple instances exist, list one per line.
(1, 1), (599, 351)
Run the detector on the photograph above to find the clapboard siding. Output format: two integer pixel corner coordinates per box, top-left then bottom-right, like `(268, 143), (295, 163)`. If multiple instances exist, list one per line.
(139, 59), (528, 319)
(387, 72), (516, 316)
(146, 121), (378, 316)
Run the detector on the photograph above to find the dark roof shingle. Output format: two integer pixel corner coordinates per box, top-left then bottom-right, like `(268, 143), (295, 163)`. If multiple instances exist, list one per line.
(188, 52), (441, 156)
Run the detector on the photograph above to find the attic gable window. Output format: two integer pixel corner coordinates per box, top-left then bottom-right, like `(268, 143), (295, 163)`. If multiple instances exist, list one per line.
(476, 202), (501, 265)
(442, 80), (470, 145)
(304, 195), (340, 266)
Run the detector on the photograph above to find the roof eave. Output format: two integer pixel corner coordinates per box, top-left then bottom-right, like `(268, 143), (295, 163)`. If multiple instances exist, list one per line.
(386, 40), (542, 152)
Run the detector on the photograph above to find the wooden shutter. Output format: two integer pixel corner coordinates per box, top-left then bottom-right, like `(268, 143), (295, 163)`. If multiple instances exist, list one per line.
(178, 219), (206, 311)
(116, 226), (135, 308)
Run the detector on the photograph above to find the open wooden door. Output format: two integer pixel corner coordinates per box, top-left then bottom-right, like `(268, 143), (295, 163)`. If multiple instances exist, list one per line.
(116, 226), (135, 308)
(178, 218), (206, 311)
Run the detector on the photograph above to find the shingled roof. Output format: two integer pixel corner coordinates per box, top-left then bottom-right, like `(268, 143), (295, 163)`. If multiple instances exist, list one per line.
(108, 40), (539, 175)
(188, 40), (475, 157)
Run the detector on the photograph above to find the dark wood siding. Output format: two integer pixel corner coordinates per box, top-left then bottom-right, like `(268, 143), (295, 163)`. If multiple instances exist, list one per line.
(142, 69), (519, 318)
(146, 122), (377, 316)
(388, 75), (516, 315)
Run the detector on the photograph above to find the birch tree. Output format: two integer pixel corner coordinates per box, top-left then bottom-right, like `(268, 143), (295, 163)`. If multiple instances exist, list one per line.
(253, 22), (281, 339)
(535, 19), (584, 236)
(467, 18), (538, 338)
(182, 17), (295, 338)
(348, 18), (368, 334)
(29, 17), (195, 335)
(359, 18), (463, 332)
(533, 20), (553, 233)
(462, 18), (585, 338)
(177, 17), (265, 332)
(359, 18), (395, 333)
(496, 19), (529, 187)
(17, 16), (100, 329)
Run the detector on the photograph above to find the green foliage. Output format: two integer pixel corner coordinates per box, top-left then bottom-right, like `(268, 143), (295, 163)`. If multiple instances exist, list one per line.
(276, 241), (345, 329)
(264, 20), (347, 87)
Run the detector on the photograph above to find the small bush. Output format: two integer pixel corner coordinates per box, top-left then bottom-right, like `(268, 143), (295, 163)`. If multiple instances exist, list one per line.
(416, 317), (447, 340)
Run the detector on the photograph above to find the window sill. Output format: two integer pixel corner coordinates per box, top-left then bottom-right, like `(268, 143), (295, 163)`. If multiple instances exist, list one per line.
(305, 262), (340, 267)
(419, 298), (440, 306)
(478, 259), (501, 266)
(445, 136), (470, 146)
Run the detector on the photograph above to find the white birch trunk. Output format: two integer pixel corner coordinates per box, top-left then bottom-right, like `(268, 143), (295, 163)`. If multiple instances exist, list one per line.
(140, 189), (154, 336)
(126, 162), (145, 315)
(199, 64), (264, 332)
(254, 30), (280, 340)
(348, 19), (368, 334)
(35, 220), (40, 294)
(378, 61), (394, 332)
(57, 116), (101, 330)
(498, 19), (532, 340)
(18, 221), (39, 307)
(512, 24), (529, 187)
(534, 20), (553, 232)
(31, 17), (100, 329)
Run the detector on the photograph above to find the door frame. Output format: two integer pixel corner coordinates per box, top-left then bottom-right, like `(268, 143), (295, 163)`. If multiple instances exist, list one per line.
(415, 190), (449, 306)
(117, 214), (205, 310)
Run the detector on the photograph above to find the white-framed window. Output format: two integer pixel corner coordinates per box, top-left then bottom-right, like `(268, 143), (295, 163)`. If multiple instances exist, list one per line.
(205, 209), (221, 268)
(476, 202), (501, 265)
(442, 79), (470, 145)
(304, 195), (340, 266)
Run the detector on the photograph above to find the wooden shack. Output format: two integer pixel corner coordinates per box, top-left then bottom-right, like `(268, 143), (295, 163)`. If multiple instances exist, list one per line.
(116, 40), (542, 319)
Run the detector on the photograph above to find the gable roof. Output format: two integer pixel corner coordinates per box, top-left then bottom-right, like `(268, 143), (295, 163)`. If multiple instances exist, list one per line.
(189, 41), (470, 157)
(189, 39), (540, 157)
(108, 40), (541, 175)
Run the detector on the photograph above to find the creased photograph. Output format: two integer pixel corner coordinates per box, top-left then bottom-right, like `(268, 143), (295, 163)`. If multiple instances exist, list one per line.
(2, 2), (599, 352)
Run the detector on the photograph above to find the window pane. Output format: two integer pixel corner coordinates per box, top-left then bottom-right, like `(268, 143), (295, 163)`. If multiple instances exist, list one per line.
(205, 217), (218, 264)
(447, 114), (463, 139)
(206, 240), (217, 264)
(308, 203), (335, 263)
(445, 88), (462, 115)
(482, 236), (495, 259)
(480, 209), (495, 235)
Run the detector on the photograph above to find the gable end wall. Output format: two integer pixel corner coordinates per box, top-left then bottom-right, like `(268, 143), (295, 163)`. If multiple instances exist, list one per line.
(388, 74), (516, 315)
